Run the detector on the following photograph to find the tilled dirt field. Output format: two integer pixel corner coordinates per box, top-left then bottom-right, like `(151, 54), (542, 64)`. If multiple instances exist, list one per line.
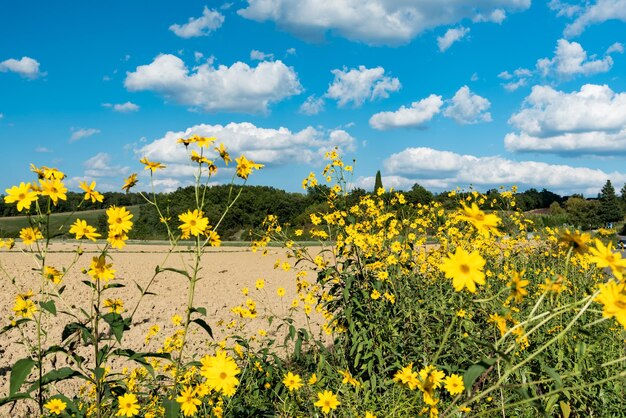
(0, 241), (321, 417)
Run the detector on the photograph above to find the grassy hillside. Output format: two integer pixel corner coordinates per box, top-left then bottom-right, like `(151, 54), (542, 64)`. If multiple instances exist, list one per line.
(0, 205), (142, 238)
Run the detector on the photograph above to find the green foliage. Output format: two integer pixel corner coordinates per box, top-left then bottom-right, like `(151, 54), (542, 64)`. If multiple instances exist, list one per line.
(564, 197), (601, 229)
(598, 180), (624, 224)
(374, 170), (383, 192)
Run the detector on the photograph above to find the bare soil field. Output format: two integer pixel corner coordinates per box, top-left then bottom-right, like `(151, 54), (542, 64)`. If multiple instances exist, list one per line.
(0, 242), (319, 416)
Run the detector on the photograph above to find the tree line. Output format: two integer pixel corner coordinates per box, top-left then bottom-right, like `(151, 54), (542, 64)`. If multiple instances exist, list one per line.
(2, 181), (626, 238)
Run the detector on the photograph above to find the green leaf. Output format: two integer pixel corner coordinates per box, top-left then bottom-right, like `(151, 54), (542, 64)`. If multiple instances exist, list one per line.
(62, 322), (91, 344)
(0, 319), (29, 336)
(43, 345), (67, 357)
(10, 358), (36, 396)
(190, 306), (207, 316)
(157, 266), (191, 280)
(102, 312), (130, 343)
(191, 318), (213, 338)
(463, 358), (496, 392)
(39, 300), (57, 315)
(103, 283), (125, 290)
(163, 399), (181, 418)
(546, 394), (560, 415)
(560, 401), (571, 418)
(81, 280), (96, 289)
(0, 392), (31, 407)
(28, 368), (82, 392)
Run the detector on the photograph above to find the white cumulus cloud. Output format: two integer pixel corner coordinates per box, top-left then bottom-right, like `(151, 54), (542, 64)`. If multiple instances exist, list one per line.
(124, 54), (302, 113)
(443, 86), (492, 124)
(169, 7), (225, 38)
(238, 0), (529, 45)
(102, 102), (140, 112)
(506, 84), (626, 155)
(562, 0), (626, 38)
(473, 8), (507, 23)
(369, 95), (443, 130)
(377, 146), (626, 195)
(137, 122), (357, 173)
(299, 95), (325, 115)
(325, 66), (400, 107)
(250, 50), (274, 61)
(0, 56), (44, 79)
(536, 39), (615, 77)
(437, 26), (470, 52)
(498, 39), (620, 91)
(82, 153), (130, 178)
(70, 128), (101, 142)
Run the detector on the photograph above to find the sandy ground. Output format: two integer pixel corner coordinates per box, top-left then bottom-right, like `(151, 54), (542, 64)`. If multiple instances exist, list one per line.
(0, 241), (321, 416)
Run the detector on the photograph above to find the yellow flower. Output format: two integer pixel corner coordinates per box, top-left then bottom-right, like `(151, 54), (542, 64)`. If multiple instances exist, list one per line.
(277, 287), (286, 297)
(177, 137), (192, 147)
(88, 255), (116, 282)
(200, 351), (241, 396)
(444, 374), (465, 395)
(256, 279), (265, 289)
(393, 363), (419, 390)
(508, 270), (529, 303)
(176, 386), (201, 417)
(104, 298), (124, 314)
(69, 219), (101, 241)
(215, 143), (231, 165)
(117, 393), (139, 417)
(595, 281), (626, 328)
(308, 373), (318, 385)
(235, 155), (263, 179)
(440, 247), (486, 293)
(339, 369), (360, 387)
(44, 266), (63, 284)
(139, 156), (166, 172)
(13, 295), (37, 319)
(370, 289), (381, 300)
(79, 181), (104, 203)
(32, 165), (65, 180)
(589, 239), (626, 280)
(558, 229), (591, 255)
(44, 398), (67, 415)
(283, 371), (304, 391)
(178, 209), (209, 238)
(207, 230), (221, 247)
(488, 313), (508, 336)
(4, 182), (39, 212)
(107, 206), (134, 235)
(39, 178), (67, 205)
(20, 227), (43, 245)
(417, 365), (445, 406)
(122, 173), (138, 193)
(171, 314), (183, 326)
(108, 230), (129, 249)
(190, 149), (211, 165)
(314, 390), (340, 414)
(384, 292), (395, 304)
(193, 135), (216, 148)
(458, 203), (500, 236)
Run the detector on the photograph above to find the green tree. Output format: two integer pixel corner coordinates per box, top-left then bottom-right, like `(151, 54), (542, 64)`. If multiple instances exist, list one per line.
(564, 197), (601, 230)
(374, 170), (383, 192)
(598, 180), (623, 225)
(620, 183), (626, 212)
(405, 183), (433, 205)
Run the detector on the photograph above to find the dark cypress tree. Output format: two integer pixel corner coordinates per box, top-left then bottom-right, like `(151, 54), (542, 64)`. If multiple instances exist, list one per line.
(598, 180), (624, 225)
(374, 170), (383, 192)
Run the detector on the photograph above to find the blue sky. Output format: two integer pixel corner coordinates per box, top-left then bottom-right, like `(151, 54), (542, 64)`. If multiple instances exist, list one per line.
(2, 0), (626, 196)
